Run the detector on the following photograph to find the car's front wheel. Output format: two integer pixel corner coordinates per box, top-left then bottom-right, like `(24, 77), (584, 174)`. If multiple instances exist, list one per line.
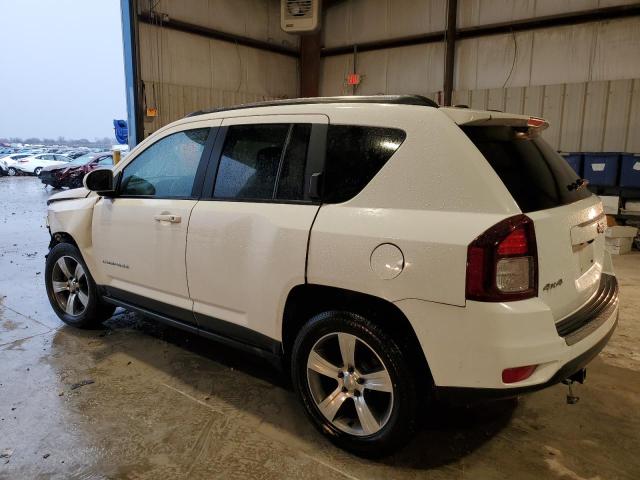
(291, 311), (419, 457)
(45, 243), (115, 328)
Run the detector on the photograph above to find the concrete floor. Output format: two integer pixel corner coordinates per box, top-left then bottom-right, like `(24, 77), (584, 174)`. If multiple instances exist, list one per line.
(0, 176), (639, 480)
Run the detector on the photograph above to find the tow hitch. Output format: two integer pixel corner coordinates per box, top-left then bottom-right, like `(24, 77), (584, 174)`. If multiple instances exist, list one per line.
(562, 368), (587, 404)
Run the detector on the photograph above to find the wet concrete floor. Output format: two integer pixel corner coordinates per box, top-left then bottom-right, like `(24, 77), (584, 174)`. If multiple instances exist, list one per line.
(0, 176), (639, 479)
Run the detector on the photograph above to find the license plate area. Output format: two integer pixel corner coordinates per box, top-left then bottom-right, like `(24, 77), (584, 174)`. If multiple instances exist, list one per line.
(574, 241), (596, 275)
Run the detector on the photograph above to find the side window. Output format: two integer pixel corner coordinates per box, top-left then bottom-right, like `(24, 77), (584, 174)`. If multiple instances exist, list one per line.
(120, 128), (209, 198)
(214, 124), (288, 199)
(323, 125), (406, 203)
(214, 123), (312, 201)
(276, 124), (311, 201)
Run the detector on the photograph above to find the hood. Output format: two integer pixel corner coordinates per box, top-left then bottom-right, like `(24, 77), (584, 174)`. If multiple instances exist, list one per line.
(47, 187), (91, 205)
(41, 163), (69, 173)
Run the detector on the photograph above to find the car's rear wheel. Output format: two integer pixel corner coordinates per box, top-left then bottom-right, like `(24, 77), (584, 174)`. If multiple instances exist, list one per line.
(45, 243), (115, 328)
(291, 311), (419, 457)
(34, 167), (42, 176)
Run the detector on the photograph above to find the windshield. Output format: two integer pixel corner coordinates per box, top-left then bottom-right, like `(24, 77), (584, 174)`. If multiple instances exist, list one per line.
(462, 126), (592, 213)
(69, 153), (96, 165)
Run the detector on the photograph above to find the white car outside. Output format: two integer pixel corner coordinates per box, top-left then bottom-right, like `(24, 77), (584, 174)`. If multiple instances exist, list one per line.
(17, 153), (70, 175)
(0, 153), (34, 176)
(44, 96), (618, 456)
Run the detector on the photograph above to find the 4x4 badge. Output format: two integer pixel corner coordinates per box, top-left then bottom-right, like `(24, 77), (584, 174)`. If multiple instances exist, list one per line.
(543, 278), (563, 292)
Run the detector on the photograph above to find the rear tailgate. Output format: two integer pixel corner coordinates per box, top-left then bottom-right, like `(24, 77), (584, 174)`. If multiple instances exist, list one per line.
(458, 118), (606, 321)
(528, 196), (605, 320)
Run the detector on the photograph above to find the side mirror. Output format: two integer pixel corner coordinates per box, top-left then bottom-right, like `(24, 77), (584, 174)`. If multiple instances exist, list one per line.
(83, 168), (115, 195)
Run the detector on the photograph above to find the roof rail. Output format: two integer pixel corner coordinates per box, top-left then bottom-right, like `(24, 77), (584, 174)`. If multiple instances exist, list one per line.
(185, 94), (438, 118)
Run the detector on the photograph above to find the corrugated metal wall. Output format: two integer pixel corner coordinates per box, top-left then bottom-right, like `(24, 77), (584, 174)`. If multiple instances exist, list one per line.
(137, 0), (299, 136)
(319, 0), (640, 152)
(453, 79), (640, 152)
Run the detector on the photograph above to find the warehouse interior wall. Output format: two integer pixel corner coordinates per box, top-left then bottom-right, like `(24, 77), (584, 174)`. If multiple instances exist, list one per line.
(319, 0), (640, 153)
(136, 0), (300, 137)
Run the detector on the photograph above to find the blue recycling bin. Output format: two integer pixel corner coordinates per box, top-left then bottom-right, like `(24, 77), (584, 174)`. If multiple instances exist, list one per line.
(582, 153), (621, 186)
(561, 152), (582, 176)
(619, 154), (640, 188)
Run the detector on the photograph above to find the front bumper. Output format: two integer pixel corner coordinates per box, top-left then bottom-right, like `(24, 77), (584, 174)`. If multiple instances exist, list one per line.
(394, 275), (619, 394)
(40, 171), (55, 184)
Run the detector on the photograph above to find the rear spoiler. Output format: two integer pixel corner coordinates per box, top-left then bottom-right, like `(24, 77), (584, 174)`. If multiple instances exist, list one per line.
(441, 107), (549, 133)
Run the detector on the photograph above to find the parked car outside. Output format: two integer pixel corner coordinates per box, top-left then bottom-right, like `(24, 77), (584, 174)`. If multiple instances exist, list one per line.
(40, 152), (113, 188)
(65, 150), (87, 159)
(44, 96), (618, 456)
(0, 148), (16, 158)
(0, 153), (33, 176)
(16, 153), (70, 175)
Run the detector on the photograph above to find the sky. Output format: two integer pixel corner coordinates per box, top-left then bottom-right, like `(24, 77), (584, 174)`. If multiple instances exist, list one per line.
(0, 0), (126, 140)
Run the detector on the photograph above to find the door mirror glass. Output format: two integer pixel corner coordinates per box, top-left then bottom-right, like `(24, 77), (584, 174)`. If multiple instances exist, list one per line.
(84, 168), (114, 194)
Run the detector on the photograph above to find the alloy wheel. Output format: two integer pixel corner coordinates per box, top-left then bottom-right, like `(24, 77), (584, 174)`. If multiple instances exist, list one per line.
(51, 256), (89, 317)
(8, 168), (16, 176)
(306, 332), (394, 436)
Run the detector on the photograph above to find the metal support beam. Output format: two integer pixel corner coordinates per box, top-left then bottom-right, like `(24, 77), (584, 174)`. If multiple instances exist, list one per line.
(321, 31), (445, 57)
(457, 3), (640, 39)
(120, 0), (143, 147)
(300, 33), (321, 97)
(137, 12), (299, 58)
(320, 3), (640, 57)
(443, 0), (457, 106)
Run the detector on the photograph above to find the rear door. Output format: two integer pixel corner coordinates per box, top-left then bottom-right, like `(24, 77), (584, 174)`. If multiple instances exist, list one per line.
(462, 125), (606, 320)
(186, 114), (327, 345)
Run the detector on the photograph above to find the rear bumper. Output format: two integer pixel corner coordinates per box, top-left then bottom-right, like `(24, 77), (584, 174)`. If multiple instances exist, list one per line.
(435, 314), (617, 403)
(395, 275), (619, 394)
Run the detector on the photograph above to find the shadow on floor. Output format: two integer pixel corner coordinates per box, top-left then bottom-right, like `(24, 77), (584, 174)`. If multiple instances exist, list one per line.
(53, 309), (516, 470)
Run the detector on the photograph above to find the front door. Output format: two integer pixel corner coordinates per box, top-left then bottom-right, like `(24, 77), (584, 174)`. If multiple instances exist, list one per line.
(186, 115), (327, 346)
(92, 123), (218, 322)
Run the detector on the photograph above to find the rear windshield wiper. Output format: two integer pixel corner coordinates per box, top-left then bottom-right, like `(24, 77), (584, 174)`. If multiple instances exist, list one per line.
(567, 178), (588, 192)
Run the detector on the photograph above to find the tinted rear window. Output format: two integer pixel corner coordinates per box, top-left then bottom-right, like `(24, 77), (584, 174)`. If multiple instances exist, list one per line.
(462, 126), (592, 213)
(324, 125), (406, 203)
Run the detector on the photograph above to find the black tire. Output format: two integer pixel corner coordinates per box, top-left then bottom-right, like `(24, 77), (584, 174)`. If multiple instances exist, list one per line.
(34, 167), (42, 176)
(45, 243), (115, 328)
(291, 311), (419, 457)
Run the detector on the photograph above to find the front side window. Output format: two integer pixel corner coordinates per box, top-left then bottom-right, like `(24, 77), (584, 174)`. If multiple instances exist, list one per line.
(214, 123), (311, 201)
(323, 125), (406, 203)
(120, 128), (209, 198)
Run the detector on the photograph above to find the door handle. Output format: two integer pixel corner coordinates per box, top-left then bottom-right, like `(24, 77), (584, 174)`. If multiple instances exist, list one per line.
(154, 214), (181, 223)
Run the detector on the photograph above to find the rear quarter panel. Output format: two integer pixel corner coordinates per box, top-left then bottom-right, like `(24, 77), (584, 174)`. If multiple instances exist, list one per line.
(307, 107), (521, 306)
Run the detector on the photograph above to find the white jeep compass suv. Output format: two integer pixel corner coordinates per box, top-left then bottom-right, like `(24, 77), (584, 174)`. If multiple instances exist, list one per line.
(45, 95), (618, 456)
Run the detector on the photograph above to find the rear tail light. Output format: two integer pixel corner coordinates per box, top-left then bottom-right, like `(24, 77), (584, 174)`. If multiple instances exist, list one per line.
(466, 214), (537, 301)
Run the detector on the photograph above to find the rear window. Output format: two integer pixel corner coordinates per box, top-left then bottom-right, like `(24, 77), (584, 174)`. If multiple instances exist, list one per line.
(462, 126), (592, 213)
(323, 125), (406, 203)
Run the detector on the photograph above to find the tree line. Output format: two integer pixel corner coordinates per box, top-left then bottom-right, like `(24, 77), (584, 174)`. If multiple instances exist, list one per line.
(0, 136), (116, 148)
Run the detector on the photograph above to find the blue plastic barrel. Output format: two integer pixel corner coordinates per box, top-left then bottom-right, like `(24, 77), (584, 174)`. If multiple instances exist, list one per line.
(582, 153), (621, 186)
(619, 154), (640, 188)
(560, 152), (582, 176)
